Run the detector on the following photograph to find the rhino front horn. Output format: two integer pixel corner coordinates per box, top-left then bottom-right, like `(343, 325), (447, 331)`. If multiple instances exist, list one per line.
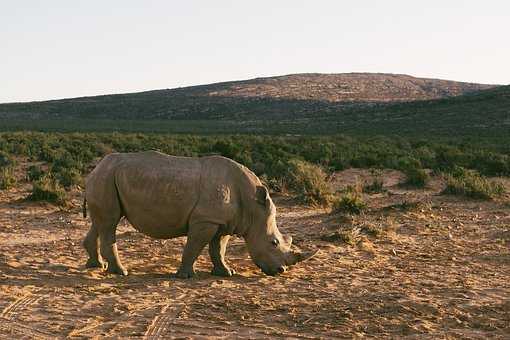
(289, 249), (319, 265)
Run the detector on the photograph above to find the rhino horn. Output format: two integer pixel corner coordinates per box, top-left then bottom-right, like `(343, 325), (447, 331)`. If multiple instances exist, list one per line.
(283, 235), (293, 247)
(287, 249), (319, 265)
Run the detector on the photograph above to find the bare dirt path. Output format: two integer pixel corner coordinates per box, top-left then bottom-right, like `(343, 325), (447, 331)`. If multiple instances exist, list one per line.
(0, 171), (509, 338)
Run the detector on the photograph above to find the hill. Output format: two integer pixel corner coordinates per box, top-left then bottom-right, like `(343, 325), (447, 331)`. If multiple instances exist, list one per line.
(0, 73), (496, 121)
(0, 73), (507, 137)
(317, 84), (510, 136)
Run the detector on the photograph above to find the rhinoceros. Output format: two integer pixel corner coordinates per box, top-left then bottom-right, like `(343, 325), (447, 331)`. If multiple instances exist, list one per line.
(82, 151), (315, 278)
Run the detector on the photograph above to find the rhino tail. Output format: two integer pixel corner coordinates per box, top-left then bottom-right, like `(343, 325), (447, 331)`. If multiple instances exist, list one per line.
(82, 197), (87, 218)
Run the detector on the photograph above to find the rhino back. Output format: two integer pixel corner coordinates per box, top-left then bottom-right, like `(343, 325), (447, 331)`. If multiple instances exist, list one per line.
(113, 151), (201, 238)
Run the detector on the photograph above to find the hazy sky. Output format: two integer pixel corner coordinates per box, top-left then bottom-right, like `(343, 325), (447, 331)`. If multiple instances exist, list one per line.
(2, 1), (509, 102)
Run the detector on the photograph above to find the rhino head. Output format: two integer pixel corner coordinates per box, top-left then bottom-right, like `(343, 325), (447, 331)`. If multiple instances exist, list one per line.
(244, 186), (316, 276)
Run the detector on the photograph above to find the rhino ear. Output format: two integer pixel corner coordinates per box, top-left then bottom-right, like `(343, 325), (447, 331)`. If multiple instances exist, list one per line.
(255, 185), (269, 206)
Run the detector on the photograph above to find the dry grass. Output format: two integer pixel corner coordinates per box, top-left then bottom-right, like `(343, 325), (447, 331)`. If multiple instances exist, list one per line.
(28, 175), (68, 206)
(443, 168), (505, 200)
(286, 159), (334, 207)
(0, 167), (16, 190)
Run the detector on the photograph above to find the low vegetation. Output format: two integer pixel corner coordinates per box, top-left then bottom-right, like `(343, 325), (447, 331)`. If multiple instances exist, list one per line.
(333, 181), (367, 214)
(333, 192), (367, 215)
(399, 158), (430, 188)
(27, 165), (44, 181)
(363, 171), (385, 193)
(442, 167), (505, 200)
(28, 175), (67, 206)
(0, 167), (16, 190)
(285, 159), (333, 206)
(0, 132), (508, 205)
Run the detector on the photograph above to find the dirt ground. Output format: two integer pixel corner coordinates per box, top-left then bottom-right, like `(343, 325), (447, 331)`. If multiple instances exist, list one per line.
(0, 168), (509, 339)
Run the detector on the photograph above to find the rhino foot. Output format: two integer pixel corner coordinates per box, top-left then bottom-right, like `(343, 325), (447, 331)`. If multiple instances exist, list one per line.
(175, 268), (195, 279)
(211, 266), (236, 277)
(85, 258), (106, 269)
(106, 264), (128, 276)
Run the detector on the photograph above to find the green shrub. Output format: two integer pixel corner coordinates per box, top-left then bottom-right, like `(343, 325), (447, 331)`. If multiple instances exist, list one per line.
(285, 159), (333, 206)
(52, 167), (83, 188)
(333, 192), (367, 214)
(399, 158), (430, 188)
(404, 167), (429, 187)
(442, 167), (504, 200)
(0, 167), (16, 190)
(27, 165), (44, 181)
(28, 176), (67, 205)
(0, 151), (15, 168)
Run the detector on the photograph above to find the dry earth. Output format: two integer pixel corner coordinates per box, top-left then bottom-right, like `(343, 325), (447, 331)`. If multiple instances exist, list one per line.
(0, 168), (509, 339)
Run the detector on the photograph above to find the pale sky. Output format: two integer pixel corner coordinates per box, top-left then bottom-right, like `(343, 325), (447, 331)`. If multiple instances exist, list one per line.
(2, 0), (509, 103)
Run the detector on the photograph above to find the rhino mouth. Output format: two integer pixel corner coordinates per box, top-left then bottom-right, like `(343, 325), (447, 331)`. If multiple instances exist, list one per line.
(256, 262), (287, 276)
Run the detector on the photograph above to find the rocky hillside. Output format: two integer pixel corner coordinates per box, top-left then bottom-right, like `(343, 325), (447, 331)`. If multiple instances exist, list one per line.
(0, 73), (497, 121)
(204, 73), (495, 102)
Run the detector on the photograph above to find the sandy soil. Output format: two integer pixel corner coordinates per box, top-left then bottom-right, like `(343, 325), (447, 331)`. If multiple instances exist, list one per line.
(0, 169), (509, 339)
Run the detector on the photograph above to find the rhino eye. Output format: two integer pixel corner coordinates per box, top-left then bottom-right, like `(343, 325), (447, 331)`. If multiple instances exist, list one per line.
(271, 239), (279, 247)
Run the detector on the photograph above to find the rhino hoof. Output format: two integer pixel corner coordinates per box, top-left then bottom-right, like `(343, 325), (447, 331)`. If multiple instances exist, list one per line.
(106, 265), (128, 276)
(85, 258), (106, 269)
(175, 269), (195, 279)
(211, 266), (236, 277)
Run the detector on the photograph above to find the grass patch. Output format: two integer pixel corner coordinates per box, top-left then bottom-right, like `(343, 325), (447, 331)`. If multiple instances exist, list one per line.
(333, 193), (367, 215)
(0, 151), (15, 168)
(28, 176), (68, 205)
(0, 167), (16, 190)
(363, 178), (385, 193)
(52, 167), (83, 188)
(399, 158), (430, 188)
(442, 167), (504, 200)
(363, 169), (385, 194)
(333, 182), (367, 214)
(286, 159), (334, 206)
(27, 165), (44, 181)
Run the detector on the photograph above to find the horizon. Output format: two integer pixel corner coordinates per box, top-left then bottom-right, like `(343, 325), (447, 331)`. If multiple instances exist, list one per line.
(0, 71), (505, 105)
(2, 1), (509, 102)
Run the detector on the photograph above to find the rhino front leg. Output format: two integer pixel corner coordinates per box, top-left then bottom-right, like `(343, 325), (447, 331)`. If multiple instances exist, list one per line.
(209, 233), (235, 277)
(176, 222), (218, 279)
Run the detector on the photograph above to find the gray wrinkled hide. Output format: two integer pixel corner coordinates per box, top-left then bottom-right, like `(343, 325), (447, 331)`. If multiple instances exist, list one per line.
(83, 151), (311, 278)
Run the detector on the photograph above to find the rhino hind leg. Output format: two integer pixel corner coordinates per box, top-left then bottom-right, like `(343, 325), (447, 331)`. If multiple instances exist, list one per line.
(98, 222), (128, 276)
(209, 233), (236, 277)
(83, 225), (105, 269)
(176, 222), (219, 279)
(87, 199), (127, 276)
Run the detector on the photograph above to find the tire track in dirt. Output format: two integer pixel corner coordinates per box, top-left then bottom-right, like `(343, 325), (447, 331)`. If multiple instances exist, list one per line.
(0, 291), (55, 339)
(1, 293), (43, 320)
(144, 303), (186, 339)
(143, 298), (316, 339)
(154, 319), (316, 338)
(0, 318), (56, 339)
